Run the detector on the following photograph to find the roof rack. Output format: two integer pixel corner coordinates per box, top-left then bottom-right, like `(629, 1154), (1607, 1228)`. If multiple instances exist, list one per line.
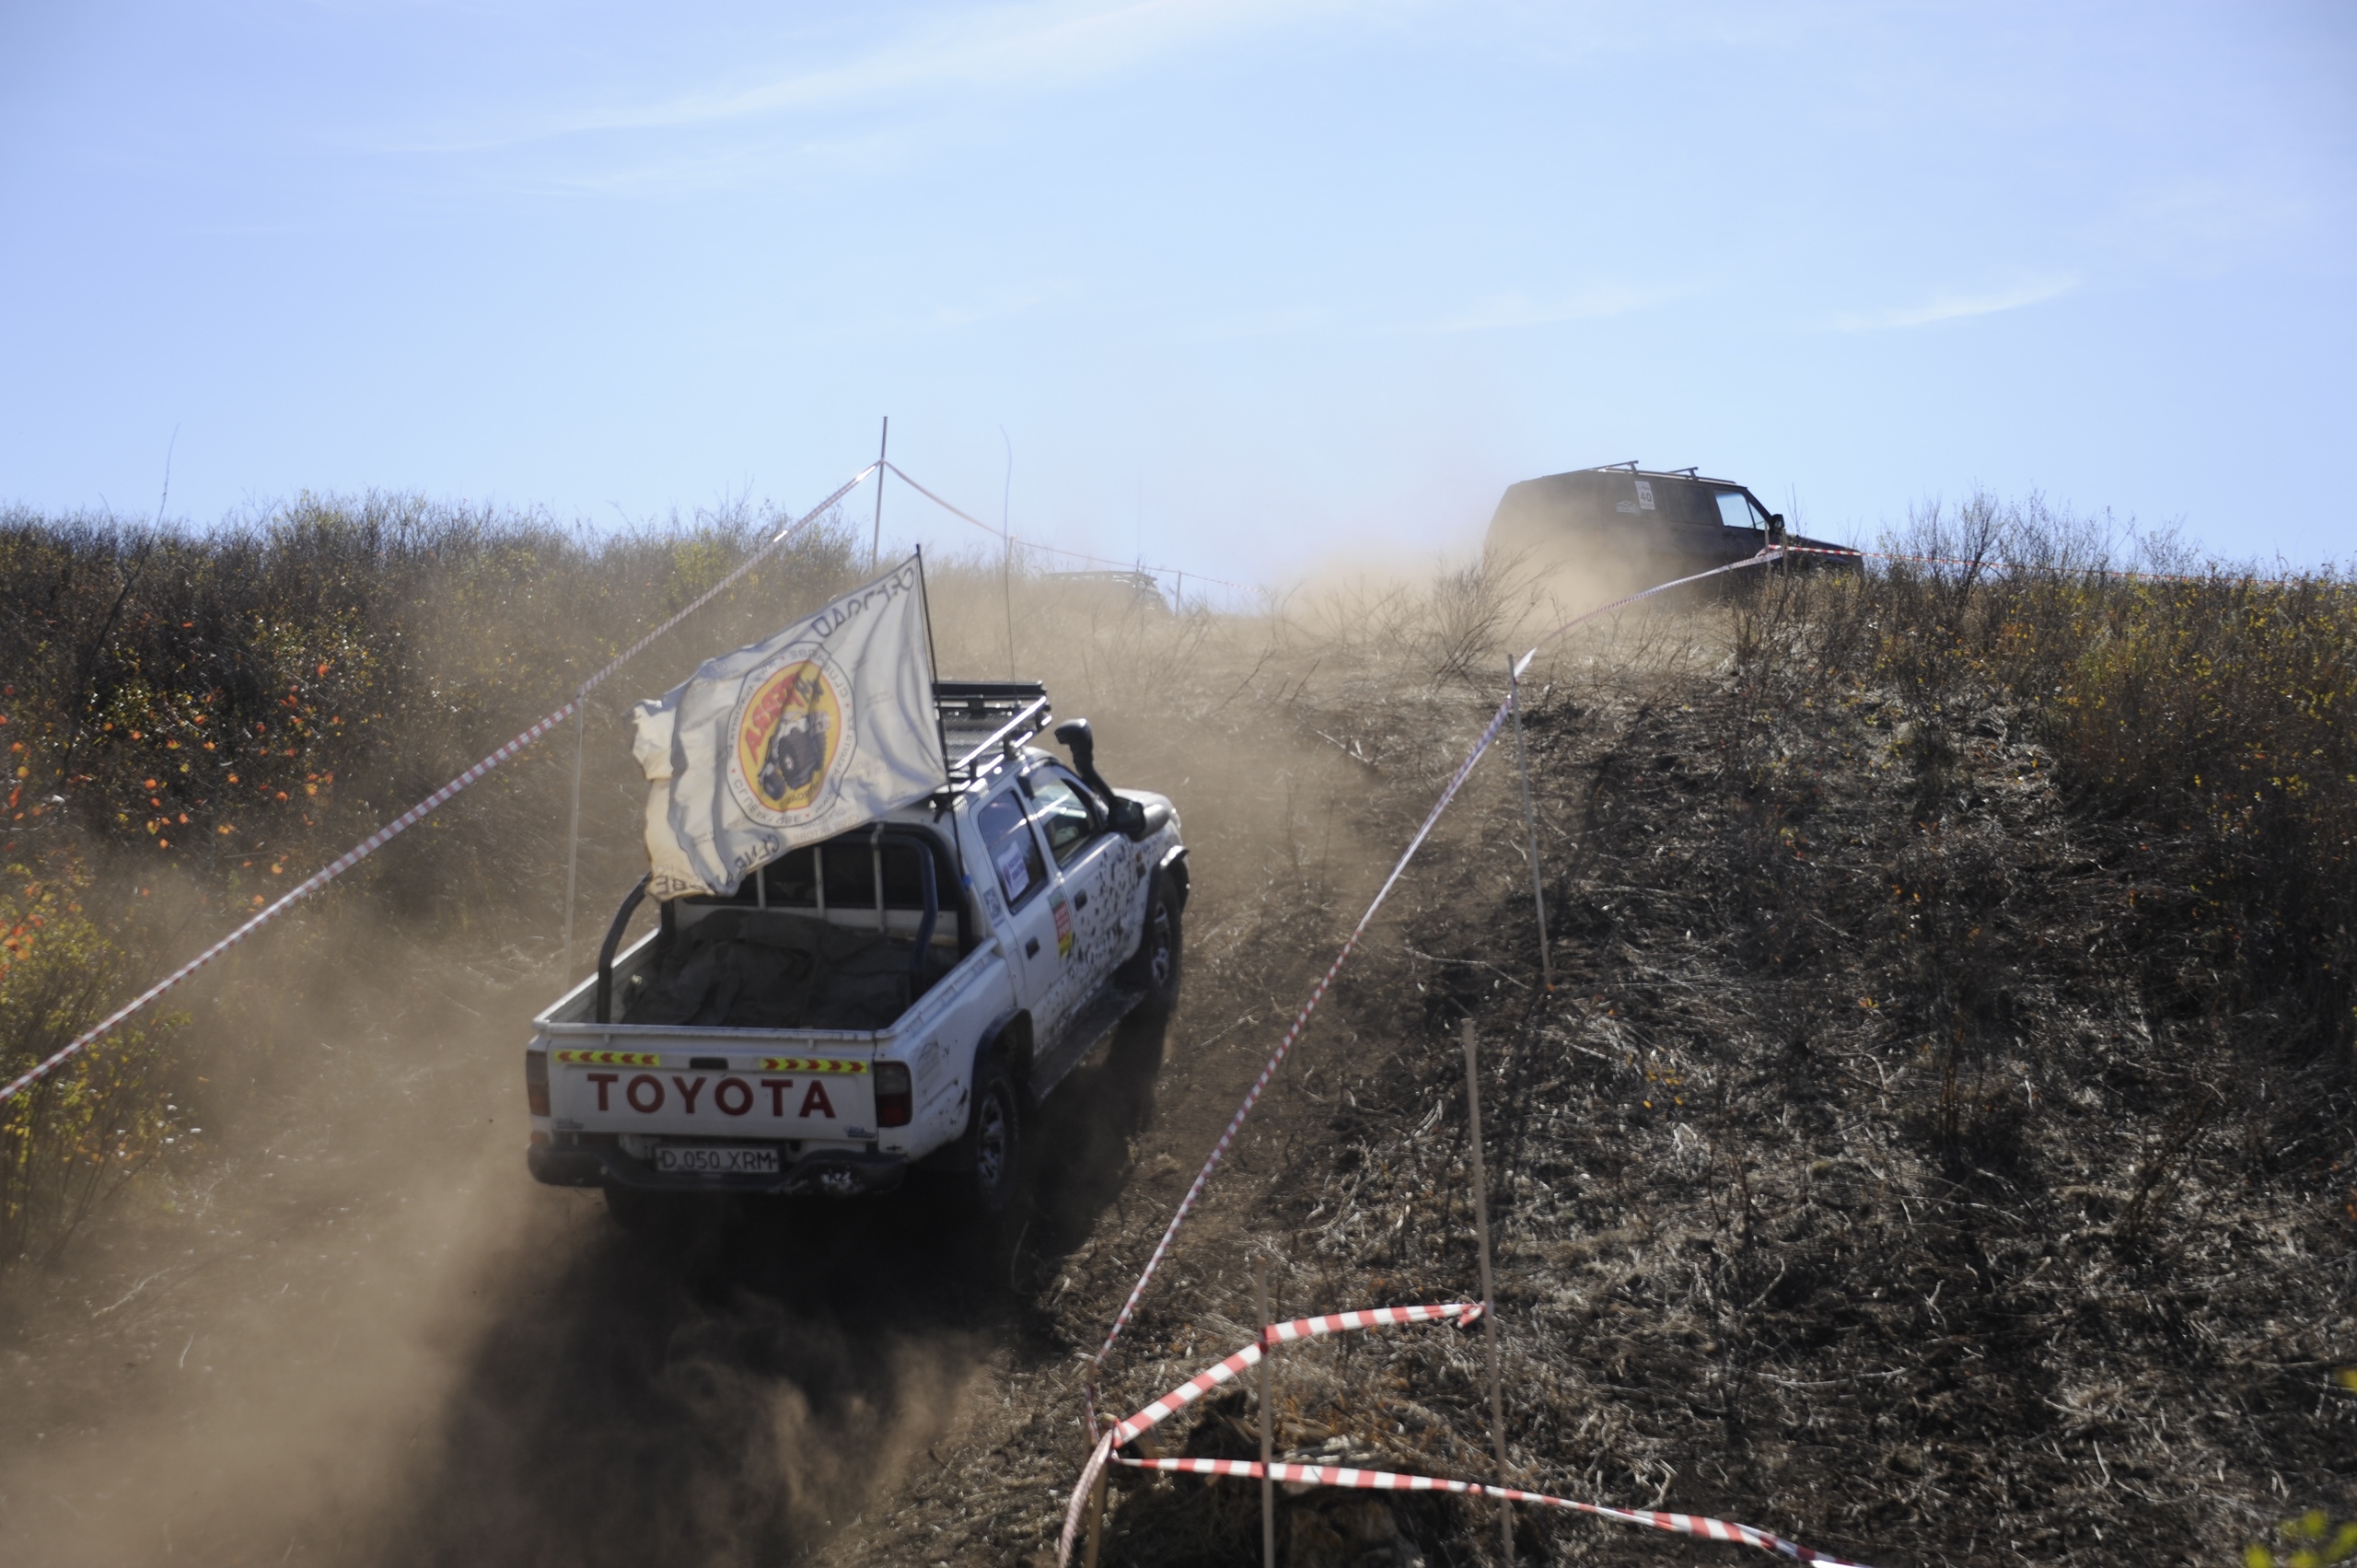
(935, 680), (1052, 784)
(1581, 462), (1743, 487)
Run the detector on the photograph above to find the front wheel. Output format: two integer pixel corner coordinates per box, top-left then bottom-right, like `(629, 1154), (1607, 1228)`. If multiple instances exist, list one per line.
(1119, 876), (1183, 1016)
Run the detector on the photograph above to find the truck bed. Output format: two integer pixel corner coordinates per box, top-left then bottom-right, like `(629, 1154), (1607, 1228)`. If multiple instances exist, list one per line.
(617, 906), (953, 1033)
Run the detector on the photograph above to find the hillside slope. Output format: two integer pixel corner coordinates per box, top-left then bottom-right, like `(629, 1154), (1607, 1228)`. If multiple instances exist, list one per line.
(827, 556), (2357, 1567)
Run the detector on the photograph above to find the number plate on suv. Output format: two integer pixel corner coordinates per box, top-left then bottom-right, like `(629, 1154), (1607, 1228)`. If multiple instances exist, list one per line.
(654, 1144), (781, 1176)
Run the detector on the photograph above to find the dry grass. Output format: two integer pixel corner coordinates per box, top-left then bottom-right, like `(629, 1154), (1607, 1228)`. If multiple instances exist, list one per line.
(1070, 501), (2353, 1566)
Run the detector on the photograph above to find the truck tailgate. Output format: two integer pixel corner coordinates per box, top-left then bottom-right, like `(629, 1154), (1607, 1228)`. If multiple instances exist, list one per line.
(548, 1050), (878, 1139)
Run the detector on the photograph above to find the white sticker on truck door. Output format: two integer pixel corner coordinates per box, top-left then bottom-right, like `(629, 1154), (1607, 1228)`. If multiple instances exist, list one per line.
(994, 840), (1032, 900)
(1634, 479), (1655, 511)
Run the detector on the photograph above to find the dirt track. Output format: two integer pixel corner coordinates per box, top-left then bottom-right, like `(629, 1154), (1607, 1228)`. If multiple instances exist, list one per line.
(0, 584), (1410, 1568)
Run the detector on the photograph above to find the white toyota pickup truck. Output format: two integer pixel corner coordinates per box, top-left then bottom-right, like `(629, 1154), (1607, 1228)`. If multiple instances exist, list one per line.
(524, 682), (1186, 1218)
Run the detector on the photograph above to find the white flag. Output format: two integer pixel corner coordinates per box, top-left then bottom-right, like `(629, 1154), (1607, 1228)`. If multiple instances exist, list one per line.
(631, 556), (945, 900)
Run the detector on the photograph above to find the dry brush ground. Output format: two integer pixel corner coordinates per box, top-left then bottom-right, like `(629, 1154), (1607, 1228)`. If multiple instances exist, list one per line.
(829, 580), (2355, 1568)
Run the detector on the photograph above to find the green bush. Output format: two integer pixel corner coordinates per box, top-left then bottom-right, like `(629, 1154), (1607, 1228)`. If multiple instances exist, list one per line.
(0, 850), (179, 1267)
(2245, 1509), (2357, 1568)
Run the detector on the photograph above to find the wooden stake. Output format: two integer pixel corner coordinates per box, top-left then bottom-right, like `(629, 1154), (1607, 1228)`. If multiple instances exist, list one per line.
(1462, 1017), (1512, 1562)
(1258, 1249), (1277, 1568)
(1507, 656), (1553, 993)
(560, 701), (586, 978)
(1082, 1465), (1108, 1568)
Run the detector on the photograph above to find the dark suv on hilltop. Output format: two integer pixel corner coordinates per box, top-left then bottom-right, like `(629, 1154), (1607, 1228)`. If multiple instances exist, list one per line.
(1486, 463), (1859, 589)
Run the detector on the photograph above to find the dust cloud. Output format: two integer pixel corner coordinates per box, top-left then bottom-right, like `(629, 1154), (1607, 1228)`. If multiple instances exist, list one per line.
(0, 546), (1485, 1567)
(0, 900), (1000, 1566)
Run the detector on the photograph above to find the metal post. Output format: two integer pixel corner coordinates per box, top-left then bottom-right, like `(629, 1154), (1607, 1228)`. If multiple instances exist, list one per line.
(1507, 656), (1553, 992)
(869, 415), (888, 571)
(1257, 1249), (1277, 1568)
(560, 701), (586, 977)
(999, 424), (1016, 679)
(1462, 1017), (1512, 1562)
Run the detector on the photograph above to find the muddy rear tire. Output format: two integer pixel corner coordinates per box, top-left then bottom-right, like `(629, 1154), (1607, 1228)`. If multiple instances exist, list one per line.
(958, 1061), (1024, 1217)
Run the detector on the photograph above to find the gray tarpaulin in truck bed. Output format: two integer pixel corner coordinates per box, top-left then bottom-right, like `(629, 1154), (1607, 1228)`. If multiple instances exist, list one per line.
(619, 908), (952, 1033)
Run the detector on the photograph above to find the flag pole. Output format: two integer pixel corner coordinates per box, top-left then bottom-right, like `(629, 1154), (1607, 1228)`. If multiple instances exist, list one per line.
(914, 545), (942, 682)
(915, 546), (948, 772)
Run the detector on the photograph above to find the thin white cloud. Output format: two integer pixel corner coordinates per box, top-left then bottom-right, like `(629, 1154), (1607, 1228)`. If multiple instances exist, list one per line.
(500, 0), (1360, 145)
(1829, 273), (2078, 331)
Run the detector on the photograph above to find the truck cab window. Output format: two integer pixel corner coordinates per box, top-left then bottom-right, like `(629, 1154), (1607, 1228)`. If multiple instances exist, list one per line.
(1716, 491), (1763, 530)
(977, 786), (1046, 907)
(1025, 771), (1101, 868)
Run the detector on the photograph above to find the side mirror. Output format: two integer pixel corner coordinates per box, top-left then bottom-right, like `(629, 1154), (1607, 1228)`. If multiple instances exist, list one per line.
(1053, 718), (1147, 839)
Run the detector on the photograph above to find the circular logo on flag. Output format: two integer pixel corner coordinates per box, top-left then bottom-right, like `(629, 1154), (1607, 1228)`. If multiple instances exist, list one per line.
(728, 650), (850, 822)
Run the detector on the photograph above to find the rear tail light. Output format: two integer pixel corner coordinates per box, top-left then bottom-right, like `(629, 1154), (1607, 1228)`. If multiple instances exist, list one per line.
(874, 1061), (911, 1128)
(525, 1050), (549, 1117)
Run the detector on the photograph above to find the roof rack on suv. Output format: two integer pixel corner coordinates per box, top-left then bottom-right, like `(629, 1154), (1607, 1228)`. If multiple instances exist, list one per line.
(935, 680), (1052, 784)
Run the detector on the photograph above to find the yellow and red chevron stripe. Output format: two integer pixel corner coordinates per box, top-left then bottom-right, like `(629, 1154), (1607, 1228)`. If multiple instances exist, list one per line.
(757, 1057), (868, 1074)
(552, 1049), (661, 1067)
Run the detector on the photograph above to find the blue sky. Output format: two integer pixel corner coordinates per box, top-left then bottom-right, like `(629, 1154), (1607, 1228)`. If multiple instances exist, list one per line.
(2, 1), (2351, 579)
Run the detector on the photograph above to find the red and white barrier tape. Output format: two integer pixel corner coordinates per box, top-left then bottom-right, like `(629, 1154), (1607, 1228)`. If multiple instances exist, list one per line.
(0, 465), (877, 1109)
(880, 462), (1257, 595)
(1110, 1303), (1484, 1447)
(1082, 550), (1782, 1425)
(1060, 1294), (1872, 1568)
(1062, 1300), (1482, 1565)
(1109, 1457), (1875, 1568)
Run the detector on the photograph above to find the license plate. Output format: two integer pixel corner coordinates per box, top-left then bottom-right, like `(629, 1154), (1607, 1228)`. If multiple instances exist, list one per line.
(654, 1144), (781, 1176)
